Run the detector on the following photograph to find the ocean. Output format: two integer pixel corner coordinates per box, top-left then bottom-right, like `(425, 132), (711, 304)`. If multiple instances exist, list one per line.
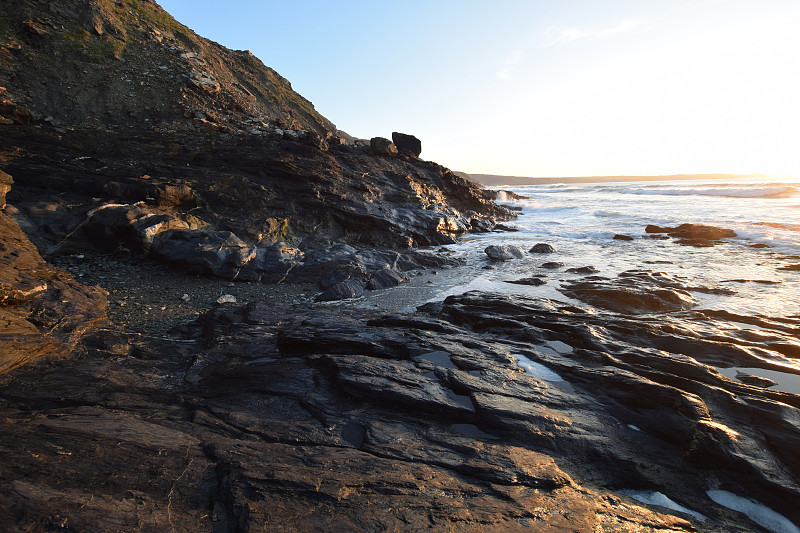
(360, 177), (800, 394)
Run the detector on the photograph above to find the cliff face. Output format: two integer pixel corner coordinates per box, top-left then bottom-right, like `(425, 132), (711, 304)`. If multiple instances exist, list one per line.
(1, 0), (514, 288)
(1, 0), (337, 135)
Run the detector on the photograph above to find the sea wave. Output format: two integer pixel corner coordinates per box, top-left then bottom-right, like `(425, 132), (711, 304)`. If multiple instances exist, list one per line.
(622, 186), (798, 199)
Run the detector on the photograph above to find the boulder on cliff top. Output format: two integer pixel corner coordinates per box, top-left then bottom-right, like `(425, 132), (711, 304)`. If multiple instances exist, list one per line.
(391, 132), (422, 157)
(369, 137), (398, 157)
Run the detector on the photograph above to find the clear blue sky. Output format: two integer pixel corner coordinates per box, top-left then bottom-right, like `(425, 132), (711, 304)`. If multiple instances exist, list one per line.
(158, 0), (800, 177)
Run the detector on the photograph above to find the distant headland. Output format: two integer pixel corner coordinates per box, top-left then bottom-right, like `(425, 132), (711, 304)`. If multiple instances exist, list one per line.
(463, 172), (766, 186)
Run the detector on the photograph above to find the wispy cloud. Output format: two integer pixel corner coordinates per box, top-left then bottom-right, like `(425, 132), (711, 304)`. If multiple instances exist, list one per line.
(541, 19), (640, 47)
(497, 49), (523, 80)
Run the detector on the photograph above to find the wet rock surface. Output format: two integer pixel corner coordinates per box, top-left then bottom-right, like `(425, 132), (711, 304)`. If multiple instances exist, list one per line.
(2, 286), (799, 531)
(645, 224), (737, 247)
(485, 244), (525, 261)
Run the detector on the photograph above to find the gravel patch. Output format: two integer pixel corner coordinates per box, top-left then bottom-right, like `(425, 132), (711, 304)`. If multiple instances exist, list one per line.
(52, 252), (314, 334)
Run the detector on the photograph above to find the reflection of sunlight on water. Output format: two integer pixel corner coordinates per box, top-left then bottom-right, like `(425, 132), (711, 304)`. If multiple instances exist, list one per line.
(707, 490), (800, 533)
(717, 366), (800, 394)
(620, 490), (707, 522)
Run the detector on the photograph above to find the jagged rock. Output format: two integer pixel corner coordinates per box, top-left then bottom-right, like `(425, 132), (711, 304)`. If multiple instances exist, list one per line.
(316, 279), (364, 301)
(188, 70), (221, 94)
(236, 242), (304, 283)
(470, 218), (494, 233)
(540, 261), (566, 269)
(530, 243), (557, 254)
(369, 137), (398, 157)
(86, 204), (190, 253)
(391, 132), (422, 157)
(485, 245), (525, 261)
(150, 229), (256, 280)
(150, 183), (194, 209)
(301, 131), (328, 151)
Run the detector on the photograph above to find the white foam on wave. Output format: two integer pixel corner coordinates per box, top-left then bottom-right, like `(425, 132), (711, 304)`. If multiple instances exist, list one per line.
(620, 490), (707, 522)
(729, 226), (800, 255)
(511, 353), (564, 382)
(594, 209), (625, 218)
(707, 490), (800, 533)
(623, 186), (798, 199)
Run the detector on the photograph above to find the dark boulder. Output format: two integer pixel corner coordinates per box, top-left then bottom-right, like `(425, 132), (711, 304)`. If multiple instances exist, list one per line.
(493, 224), (519, 232)
(301, 131), (329, 151)
(485, 245), (525, 261)
(540, 261), (566, 269)
(369, 137), (398, 157)
(645, 223), (737, 241)
(613, 234), (634, 241)
(567, 266), (599, 274)
(529, 243), (557, 254)
(366, 268), (406, 290)
(504, 277), (547, 286)
(470, 218), (494, 233)
(150, 229), (256, 280)
(316, 279), (364, 301)
(391, 132), (422, 157)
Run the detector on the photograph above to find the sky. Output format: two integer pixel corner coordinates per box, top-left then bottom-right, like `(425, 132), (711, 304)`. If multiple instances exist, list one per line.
(157, 0), (800, 178)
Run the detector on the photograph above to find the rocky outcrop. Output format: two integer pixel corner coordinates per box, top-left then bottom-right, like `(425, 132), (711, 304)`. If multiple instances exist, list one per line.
(645, 224), (737, 246)
(0, 175), (107, 374)
(391, 131), (422, 157)
(0, 170), (11, 209)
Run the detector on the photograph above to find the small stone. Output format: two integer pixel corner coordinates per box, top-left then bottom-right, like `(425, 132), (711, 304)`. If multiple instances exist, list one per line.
(217, 294), (237, 304)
